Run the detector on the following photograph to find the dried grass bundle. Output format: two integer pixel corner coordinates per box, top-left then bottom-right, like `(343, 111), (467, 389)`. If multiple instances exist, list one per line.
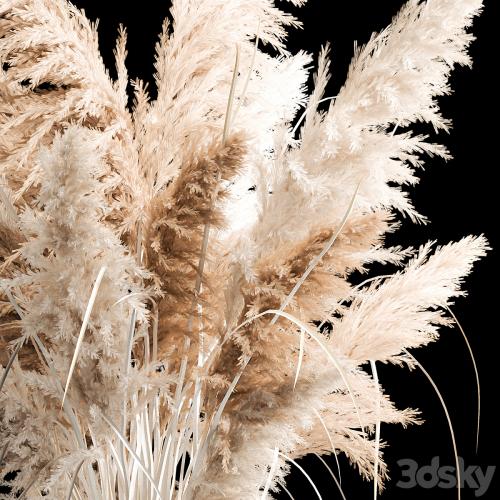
(0, 0), (488, 498)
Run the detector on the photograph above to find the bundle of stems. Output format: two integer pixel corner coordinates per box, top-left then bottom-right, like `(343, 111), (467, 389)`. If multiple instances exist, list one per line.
(0, 0), (487, 498)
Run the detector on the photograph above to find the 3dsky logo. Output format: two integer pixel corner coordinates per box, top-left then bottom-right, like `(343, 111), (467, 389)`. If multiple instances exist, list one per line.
(396, 457), (495, 497)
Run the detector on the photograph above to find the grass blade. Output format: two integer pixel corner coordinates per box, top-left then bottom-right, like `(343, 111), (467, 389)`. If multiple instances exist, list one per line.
(369, 360), (381, 500)
(62, 266), (106, 408)
(267, 309), (365, 434)
(66, 460), (85, 500)
(312, 408), (341, 485)
(404, 349), (460, 500)
(280, 483), (295, 500)
(313, 453), (346, 500)
(269, 182), (360, 327)
(261, 447), (279, 499)
(293, 328), (305, 390)
(222, 44), (240, 145)
(101, 412), (164, 500)
(0, 339), (23, 393)
(278, 451), (322, 500)
(446, 306), (481, 454)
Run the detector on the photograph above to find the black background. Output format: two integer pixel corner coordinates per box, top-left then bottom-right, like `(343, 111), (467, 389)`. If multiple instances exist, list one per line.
(43, 0), (500, 498)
